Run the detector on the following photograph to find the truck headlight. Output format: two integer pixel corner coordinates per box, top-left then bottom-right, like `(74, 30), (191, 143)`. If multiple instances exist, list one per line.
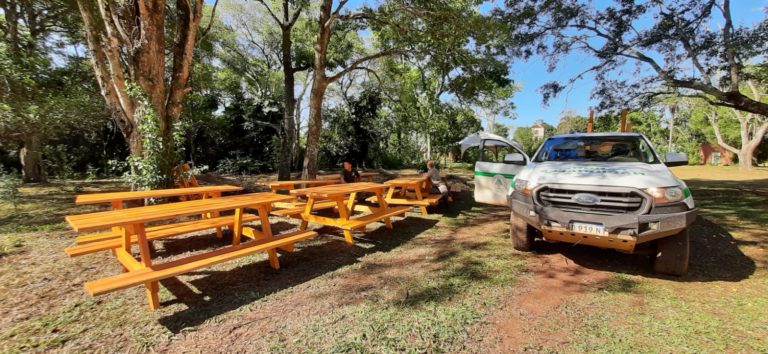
(645, 186), (686, 204)
(514, 179), (537, 196)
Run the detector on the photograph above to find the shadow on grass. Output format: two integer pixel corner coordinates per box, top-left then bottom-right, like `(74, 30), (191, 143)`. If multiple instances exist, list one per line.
(156, 216), (438, 333)
(685, 178), (768, 228)
(531, 216), (755, 282)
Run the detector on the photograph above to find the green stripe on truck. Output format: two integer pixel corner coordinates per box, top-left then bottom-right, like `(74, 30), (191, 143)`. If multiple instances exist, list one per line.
(473, 171), (516, 179)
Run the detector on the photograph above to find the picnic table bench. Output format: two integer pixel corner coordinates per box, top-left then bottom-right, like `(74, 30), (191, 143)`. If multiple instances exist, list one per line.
(70, 185), (243, 248)
(366, 176), (450, 215)
(289, 182), (409, 244)
(65, 192), (318, 309)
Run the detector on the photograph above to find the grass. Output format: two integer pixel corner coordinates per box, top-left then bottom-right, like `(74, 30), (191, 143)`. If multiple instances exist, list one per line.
(1, 166), (767, 352)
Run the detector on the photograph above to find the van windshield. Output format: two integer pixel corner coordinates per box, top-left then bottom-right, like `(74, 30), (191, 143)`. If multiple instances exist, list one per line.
(534, 136), (660, 163)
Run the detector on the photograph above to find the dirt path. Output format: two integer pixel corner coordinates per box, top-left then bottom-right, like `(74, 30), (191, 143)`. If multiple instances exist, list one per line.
(482, 248), (613, 351)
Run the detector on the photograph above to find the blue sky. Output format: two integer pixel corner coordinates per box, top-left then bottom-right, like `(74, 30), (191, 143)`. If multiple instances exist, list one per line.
(345, 0), (767, 129)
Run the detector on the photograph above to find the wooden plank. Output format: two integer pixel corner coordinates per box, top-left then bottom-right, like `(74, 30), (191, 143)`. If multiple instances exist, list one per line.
(84, 230), (319, 296)
(290, 182), (386, 199)
(66, 214), (259, 257)
(66, 193), (293, 232)
(75, 185), (243, 205)
(115, 248), (142, 272)
(270, 200), (337, 217)
(341, 206), (410, 230)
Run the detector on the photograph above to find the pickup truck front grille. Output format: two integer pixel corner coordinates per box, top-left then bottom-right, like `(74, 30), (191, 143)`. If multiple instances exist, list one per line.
(535, 185), (649, 215)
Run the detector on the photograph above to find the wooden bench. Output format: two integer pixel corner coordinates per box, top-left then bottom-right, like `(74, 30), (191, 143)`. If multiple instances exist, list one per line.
(66, 192), (315, 310)
(84, 229), (316, 296)
(269, 200), (338, 217)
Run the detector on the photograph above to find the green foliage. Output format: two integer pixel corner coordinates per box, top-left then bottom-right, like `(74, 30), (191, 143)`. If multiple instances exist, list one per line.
(513, 127), (543, 156)
(556, 115), (588, 134)
(0, 167), (22, 213)
(124, 84), (184, 189)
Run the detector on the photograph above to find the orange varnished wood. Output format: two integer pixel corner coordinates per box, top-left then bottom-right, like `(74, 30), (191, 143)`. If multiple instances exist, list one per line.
(84, 230), (318, 296)
(75, 185), (242, 205)
(66, 193), (293, 232)
(289, 182), (387, 199)
(65, 214), (259, 256)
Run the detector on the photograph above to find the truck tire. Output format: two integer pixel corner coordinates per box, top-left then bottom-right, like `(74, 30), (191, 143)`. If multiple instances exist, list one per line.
(653, 229), (689, 276)
(510, 212), (535, 251)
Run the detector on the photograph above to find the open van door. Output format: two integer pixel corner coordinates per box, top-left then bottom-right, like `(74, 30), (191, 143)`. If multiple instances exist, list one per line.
(459, 132), (529, 206)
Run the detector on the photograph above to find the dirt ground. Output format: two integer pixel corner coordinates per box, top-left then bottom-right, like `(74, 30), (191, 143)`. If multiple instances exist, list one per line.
(1, 165), (767, 352)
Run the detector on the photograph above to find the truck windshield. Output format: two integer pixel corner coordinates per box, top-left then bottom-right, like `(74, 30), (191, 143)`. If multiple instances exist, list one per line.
(534, 136), (660, 163)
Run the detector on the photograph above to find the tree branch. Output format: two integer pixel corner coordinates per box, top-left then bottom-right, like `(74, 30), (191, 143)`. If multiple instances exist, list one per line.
(196, 0), (219, 44)
(327, 49), (400, 83)
(708, 111), (741, 154)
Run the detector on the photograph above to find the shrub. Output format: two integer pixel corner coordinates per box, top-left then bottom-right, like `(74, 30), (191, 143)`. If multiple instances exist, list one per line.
(0, 167), (22, 213)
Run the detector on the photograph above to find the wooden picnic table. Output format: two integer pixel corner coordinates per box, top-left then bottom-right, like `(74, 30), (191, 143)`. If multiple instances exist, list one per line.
(263, 179), (339, 193)
(367, 176), (450, 215)
(318, 171), (378, 182)
(65, 192), (317, 310)
(75, 185), (243, 240)
(76, 185), (243, 209)
(289, 182), (409, 244)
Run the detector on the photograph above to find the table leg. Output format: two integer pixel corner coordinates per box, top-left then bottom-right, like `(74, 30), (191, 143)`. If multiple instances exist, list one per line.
(299, 197), (316, 231)
(111, 201), (126, 266)
(232, 208), (244, 246)
(385, 186), (395, 200)
(133, 223), (159, 310)
(346, 192), (357, 212)
(211, 192), (223, 238)
(257, 205), (280, 270)
(414, 185), (429, 215)
(335, 196), (354, 244)
(375, 191), (394, 229)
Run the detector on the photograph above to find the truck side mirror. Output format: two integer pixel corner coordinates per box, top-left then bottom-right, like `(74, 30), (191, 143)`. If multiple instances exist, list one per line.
(664, 152), (688, 167)
(503, 153), (526, 165)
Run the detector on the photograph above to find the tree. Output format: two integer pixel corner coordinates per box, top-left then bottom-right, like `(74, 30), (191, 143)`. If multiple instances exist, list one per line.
(556, 115), (588, 134)
(502, 0), (768, 168)
(76, 0), (217, 183)
(0, 0), (102, 182)
(301, 0), (512, 179)
(251, 0), (312, 180)
(491, 123), (510, 138)
(705, 101), (767, 169)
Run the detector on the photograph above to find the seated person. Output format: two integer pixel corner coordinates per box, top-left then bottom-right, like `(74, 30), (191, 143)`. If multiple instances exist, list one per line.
(424, 160), (449, 200)
(340, 161), (360, 184)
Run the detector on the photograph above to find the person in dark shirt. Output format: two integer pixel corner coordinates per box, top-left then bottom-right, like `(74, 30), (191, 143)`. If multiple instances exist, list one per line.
(340, 161), (360, 184)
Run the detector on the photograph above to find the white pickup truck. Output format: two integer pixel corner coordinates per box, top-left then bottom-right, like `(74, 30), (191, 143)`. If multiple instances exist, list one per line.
(465, 132), (697, 275)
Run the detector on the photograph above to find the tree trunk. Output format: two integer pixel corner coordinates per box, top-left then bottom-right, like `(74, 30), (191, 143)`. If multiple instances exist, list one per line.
(737, 149), (753, 170)
(278, 24), (297, 180)
(20, 134), (45, 183)
(302, 79), (327, 179)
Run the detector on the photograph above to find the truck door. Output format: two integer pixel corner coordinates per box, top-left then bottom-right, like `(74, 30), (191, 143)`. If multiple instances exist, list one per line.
(474, 140), (528, 206)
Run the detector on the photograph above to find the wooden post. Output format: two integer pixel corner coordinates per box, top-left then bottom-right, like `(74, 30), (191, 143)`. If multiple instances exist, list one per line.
(620, 108), (628, 132)
(587, 109), (594, 133)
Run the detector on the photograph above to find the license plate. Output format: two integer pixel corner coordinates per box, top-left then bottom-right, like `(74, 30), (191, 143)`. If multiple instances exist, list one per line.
(570, 222), (607, 236)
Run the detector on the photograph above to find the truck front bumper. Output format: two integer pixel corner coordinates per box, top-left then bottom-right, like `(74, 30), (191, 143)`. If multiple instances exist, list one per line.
(510, 195), (697, 253)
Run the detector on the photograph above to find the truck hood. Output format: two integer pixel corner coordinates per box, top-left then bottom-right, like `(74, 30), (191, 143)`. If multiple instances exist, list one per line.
(520, 161), (682, 189)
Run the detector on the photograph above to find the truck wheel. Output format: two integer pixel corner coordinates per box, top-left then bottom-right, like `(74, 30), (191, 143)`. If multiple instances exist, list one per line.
(510, 212), (535, 251)
(653, 229), (689, 276)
